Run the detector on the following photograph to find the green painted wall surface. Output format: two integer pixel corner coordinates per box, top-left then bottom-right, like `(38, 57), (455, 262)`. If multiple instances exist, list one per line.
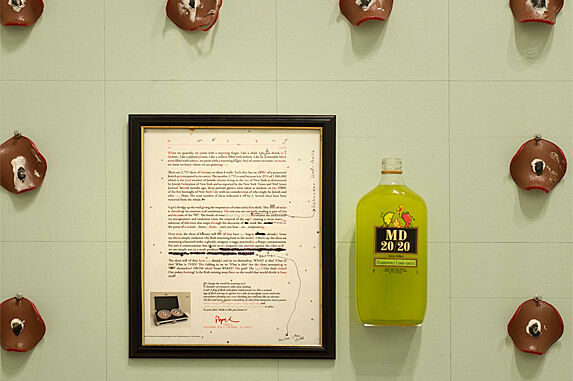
(0, 0), (572, 380)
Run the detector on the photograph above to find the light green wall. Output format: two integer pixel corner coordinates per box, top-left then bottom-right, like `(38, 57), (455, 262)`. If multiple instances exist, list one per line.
(1, 0), (572, 380)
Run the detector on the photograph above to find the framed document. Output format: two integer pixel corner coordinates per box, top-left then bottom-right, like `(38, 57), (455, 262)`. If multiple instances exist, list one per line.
(128, 115), (335, 359)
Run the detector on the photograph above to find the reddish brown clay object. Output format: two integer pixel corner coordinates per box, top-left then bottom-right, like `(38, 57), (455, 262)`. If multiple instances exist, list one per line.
(166, 0), (222, 31)
(0, 0), (44, 26)
(510, 135), (566, 193)
(0, 132), (47, 194)
(340, 0), (393, 26)
(510, 0), (564, 25)
(1, 294), (46, 352)
(508, 297), (563, 355)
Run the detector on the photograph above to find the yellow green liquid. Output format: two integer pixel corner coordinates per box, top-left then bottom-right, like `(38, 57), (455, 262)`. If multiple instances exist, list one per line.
(356, 184), (427, 326)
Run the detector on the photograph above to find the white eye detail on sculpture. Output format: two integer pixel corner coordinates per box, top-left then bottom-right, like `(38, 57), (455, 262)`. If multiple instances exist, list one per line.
(181, 0), (199, 22)
(531, 159), (545, 176)
(526, 319), (542, 337)
(356, 0), (374, 11)
(10, 319), (24, 336)
(530, 0), (547, 10)
(8, 0), (26, 12)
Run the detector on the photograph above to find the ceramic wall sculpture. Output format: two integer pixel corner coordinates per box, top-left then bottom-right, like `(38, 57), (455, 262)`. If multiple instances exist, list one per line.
(0, 131), (47, 194)
(0, 0), (44, 26)
(166, 0), (222, 31)
(510, 135), (566, 193)
(510, 0), (563, 25)
(340, 0), (393, 26)
(508, 296), (563, 355)
(1, 294), (46, 352)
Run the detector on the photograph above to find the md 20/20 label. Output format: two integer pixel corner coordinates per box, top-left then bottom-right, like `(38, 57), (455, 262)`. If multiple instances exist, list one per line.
(375, 227), (418, 254)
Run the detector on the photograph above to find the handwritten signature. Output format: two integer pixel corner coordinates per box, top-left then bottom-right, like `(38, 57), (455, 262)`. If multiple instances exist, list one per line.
(278, 334), (305, 343)
(215, 315), (239, 324)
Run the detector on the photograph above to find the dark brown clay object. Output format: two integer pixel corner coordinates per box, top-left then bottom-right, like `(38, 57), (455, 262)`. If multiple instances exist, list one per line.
(1, 295), (46, 352)
(0, 132), (47, 194)
(508, 298), (563, 355)
(166, 0), (222, 31)
(510, 0), (563, 25)
(510, 136), (566, 193)
(0, 0), (44, 26)
(340, 0), (393, 26)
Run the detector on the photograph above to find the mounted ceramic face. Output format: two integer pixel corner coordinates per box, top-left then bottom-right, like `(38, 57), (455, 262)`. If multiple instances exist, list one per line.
(0, 0), (44, 26)
(1, 295), (46, 352)
(510, 0), (564, 25)
(510, 136), (566, 193)
(166, 0), (222, 31)
(0, 132), (47, 194)
(508, 298), (563, 355)
(340, 0), (393, 26)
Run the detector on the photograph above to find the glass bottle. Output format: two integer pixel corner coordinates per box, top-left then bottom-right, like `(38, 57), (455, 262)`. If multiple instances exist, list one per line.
(355, 158), (427, 326)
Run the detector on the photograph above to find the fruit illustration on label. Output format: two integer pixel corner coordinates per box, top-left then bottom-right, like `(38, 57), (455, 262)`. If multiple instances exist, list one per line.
(382, 212), (394, 226)
(401, 212), (412, 227)
(382, 205), (414, 228)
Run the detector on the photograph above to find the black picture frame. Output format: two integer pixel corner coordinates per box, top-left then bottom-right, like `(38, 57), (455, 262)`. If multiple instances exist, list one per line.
(128, 115), (336, 359)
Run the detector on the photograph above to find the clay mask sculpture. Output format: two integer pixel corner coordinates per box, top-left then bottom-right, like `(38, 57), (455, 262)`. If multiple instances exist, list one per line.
(0, 131), (47, 194)
(340, 0), (393, 26)
(508, 296), (563, 355)
(0, 0), (44, 26)
(510, 135), (566, 193)
(166, 0), (222, 31)
(1, 294), (46, 352)
(510, 0), (564, 25)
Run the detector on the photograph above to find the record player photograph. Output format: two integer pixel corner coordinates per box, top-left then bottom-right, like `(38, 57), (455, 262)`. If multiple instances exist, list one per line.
(152, 293), (190, 326)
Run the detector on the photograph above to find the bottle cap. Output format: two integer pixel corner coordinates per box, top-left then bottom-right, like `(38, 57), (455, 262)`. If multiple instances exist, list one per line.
(381, 158), (402, 174)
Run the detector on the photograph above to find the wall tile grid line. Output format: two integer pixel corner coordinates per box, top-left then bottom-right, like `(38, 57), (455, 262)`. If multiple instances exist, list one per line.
(1, 0), (572, 380)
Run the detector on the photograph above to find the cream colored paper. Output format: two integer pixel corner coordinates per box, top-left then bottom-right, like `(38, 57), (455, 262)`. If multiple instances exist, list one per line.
(142, 128), (321, 346)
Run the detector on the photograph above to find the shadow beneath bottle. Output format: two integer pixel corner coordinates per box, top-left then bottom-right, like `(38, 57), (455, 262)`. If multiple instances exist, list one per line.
(347, 240), (422, 378)
(348, 321), (421, 377)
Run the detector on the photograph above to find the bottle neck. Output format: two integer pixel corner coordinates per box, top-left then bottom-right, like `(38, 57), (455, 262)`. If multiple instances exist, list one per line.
(379, 171), (405, 185)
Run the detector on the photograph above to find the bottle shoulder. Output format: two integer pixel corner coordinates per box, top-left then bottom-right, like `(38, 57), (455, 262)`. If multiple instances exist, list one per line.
(357, 185), (427, 209)
(404, 187), (427, 209)
(357, 185), (383, 203)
